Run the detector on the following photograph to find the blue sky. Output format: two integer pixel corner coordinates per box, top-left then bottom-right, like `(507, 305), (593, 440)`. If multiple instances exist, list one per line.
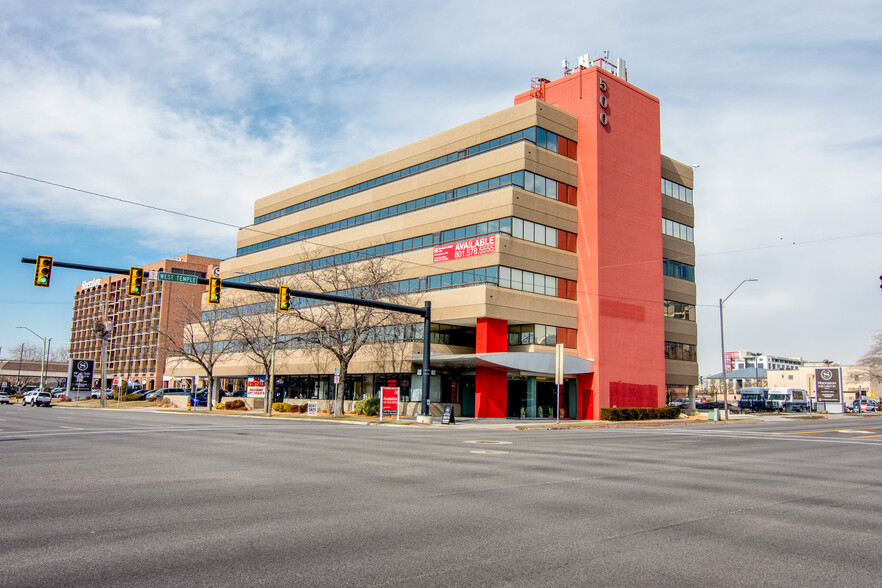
(2, 0), (881, 374)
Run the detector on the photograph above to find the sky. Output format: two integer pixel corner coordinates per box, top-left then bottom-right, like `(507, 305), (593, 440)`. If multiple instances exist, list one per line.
(1, 0), (881, 375)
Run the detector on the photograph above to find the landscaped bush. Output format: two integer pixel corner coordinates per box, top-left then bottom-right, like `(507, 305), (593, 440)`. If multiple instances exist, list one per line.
(600, 407), (682, 421)
(121, 393), (145, 402)
(273, 402), (296, 413)
(224, 399), (246, 410)
(215, 402), (225, 410)
(354, 397), (380, 416)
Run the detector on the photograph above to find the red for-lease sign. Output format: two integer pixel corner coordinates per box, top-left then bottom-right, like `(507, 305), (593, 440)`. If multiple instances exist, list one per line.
(433, 235), (496, 263)
(380, 386), (399, 420)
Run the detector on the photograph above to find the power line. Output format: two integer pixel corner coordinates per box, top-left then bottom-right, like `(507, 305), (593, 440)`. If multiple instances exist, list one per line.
(5, 167), (880, 307)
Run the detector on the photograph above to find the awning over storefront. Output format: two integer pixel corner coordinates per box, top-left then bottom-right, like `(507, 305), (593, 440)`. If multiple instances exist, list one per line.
(412, 352), (594, 377)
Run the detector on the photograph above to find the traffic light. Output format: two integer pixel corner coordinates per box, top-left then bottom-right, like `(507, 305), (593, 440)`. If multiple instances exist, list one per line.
(33, 255), (53, 287)
(127, 266), (144, 297)
(278, 285), (291, 311)
(208, 276), (222, 304)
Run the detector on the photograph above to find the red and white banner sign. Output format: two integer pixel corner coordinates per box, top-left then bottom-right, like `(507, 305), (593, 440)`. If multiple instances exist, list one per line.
(380, 387), (400, 420)
(433, 235), (496, 263)
(246, 376), (266, 398)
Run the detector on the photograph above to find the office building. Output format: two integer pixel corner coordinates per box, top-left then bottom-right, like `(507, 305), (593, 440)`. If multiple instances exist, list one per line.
(195, 56), (698, 419)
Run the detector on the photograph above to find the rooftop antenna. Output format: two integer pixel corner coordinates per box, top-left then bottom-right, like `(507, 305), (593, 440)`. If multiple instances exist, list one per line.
(562, 58), (570, 75)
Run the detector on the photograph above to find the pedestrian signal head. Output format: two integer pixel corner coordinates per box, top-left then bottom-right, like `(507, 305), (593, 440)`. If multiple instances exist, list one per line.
(127, 267), (144, 297)
(34, 255), (53, 287)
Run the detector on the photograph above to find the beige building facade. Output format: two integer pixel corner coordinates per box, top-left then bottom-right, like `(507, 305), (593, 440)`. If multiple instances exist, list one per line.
(171, 66), (699, 418)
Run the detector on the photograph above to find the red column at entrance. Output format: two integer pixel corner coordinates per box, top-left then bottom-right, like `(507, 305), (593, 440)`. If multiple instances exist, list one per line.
(475, 317), (507, 418)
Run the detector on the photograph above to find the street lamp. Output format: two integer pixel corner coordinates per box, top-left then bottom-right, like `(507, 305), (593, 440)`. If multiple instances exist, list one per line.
(719, 279), (758, 420)
(16, 326), (50, 392)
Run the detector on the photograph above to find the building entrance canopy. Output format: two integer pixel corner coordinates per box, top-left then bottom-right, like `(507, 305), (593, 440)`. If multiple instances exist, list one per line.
(412, 352), (594, 377)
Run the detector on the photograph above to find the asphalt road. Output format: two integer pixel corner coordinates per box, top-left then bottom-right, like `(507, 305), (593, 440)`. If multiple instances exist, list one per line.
(2, 406), (882, 587)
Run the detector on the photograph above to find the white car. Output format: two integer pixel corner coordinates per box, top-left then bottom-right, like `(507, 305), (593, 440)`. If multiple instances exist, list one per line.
(0, 391), (10, 405)
(24, 390), (52, 407)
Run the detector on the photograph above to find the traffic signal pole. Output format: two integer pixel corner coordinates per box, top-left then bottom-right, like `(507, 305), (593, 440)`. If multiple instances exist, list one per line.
(22, 257), (434, 416)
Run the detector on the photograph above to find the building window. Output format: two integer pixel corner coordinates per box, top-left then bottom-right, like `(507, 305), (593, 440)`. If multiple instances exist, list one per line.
(662, 218), (694, 242)
(664, 300), (695, 321)
(665, 341), (697, 361)
(662, 178), (693, 204)
(663, 259), (695, 282)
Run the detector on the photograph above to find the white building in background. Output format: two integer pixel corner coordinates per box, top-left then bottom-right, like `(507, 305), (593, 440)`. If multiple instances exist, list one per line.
(724, 351), (804, 372)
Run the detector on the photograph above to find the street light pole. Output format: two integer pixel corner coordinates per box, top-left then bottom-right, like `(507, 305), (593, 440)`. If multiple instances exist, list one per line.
(16, 326), (47, 392)
(719, 279), (758, 420)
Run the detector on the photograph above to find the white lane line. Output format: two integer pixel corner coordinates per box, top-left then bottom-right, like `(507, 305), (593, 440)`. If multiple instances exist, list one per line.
(631, 428), (882, 446)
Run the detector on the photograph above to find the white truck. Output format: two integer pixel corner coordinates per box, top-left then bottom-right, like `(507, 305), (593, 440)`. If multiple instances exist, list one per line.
(766, 387), (809, 412)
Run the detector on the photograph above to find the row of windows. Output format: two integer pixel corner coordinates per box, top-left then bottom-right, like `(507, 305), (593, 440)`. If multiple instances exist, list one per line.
(663, 259), (695, 282)
(237, 170), (576, 256)
(664, 300), (696, 321)
(230, 217), (576, 284)
(508, 324), (577, 348)
(662, 218), (694, 242)
(662, 178), (693, 204)
(498, 266), (577, 299)
(665, 341), (697, 362)
(205, 265), (576, 322)
(254, 126), (577, 225)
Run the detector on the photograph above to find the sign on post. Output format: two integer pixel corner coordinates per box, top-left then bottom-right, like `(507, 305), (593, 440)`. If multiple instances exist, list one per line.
(307, 401), (318, 416)
(246, 376), (266, 398)
(380, 387), (399, 420)
(815, 368), (843, 404)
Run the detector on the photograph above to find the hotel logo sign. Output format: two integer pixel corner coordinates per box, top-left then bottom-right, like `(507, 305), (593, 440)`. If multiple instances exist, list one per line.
(815, 368), (842, 403)
(433, 235), (496, 263)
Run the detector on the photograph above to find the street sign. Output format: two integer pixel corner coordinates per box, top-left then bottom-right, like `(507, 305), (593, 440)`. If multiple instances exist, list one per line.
(156, 271), (198, 284)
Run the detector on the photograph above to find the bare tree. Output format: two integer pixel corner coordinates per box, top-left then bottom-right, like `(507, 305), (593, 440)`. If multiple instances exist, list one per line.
(50, 345), (69, 364)
(856, 330), (882, 384)
(155, 293), (239, 408)
(288, 253), (420, 417)
(226, 286), (292, 412)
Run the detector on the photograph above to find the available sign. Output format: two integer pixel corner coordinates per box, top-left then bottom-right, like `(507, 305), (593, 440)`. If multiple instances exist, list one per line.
(247, 376), (266, 398)
(380, 387), (399, 420)
(307, 401), (318, 416)
(815, 368), (842, 403)
(433, 235), (496, 263)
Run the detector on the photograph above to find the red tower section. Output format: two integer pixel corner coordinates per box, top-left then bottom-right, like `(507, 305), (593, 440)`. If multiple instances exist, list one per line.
(515, 67), (665, 419)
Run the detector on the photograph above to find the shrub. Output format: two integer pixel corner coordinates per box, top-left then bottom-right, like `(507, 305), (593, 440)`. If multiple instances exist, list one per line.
(148, 396), (159, 403)
(600, 407), (682, 421)
(224, 399), (246, 410)
(215, 402), (225, 410)
(121, 393), (145, 402)
(362, 397), (380, 417)
(273, 402), (297, 413)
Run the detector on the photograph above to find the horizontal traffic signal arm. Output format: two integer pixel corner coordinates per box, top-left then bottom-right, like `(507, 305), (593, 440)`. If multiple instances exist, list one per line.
(20, 257), (428, 318)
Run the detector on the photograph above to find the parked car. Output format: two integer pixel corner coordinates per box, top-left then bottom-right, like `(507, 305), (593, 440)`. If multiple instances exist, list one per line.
(667, 398), (690, 408)
(190, 390), (209, 407)
(145, 388), (187, 400)
(0, 391), (10, 404)
(24, 390), (52, 407)
(90, 389), (112, 400)
(850, 399), (878, 412)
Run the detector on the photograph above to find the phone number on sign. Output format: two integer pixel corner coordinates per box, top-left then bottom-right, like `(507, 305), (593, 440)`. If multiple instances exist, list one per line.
(454, 245), (495, 258)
